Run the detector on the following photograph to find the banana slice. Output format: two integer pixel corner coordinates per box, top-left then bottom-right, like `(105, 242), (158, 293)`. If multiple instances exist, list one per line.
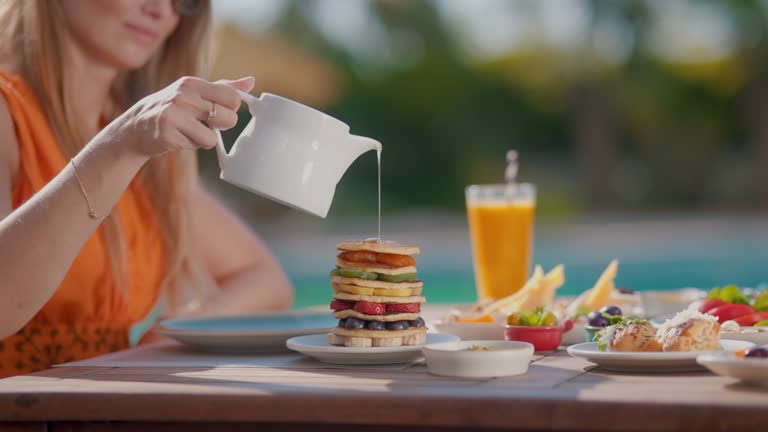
(373, 287), (412, 297)
(332, 283), (374, 296)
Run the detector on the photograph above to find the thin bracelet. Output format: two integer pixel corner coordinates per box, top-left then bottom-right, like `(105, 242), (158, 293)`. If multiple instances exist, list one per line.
(70, 158), (98, 219)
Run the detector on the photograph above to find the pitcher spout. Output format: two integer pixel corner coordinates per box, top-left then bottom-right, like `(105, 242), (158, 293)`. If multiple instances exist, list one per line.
(328, 134), (382, 188)
(349, 134), (382, 153)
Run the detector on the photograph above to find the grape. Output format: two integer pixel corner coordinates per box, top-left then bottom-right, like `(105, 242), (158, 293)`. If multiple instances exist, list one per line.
(541, 311), (559, 326)
(745, 346), (768, 359)
(600, 305), (622, 317)
(506, 312), (521, 326)
(588, 311), (610, 327)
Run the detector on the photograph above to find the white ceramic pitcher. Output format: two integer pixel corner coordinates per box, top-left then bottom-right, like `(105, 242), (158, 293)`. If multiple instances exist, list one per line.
(213, 91), (382, 218)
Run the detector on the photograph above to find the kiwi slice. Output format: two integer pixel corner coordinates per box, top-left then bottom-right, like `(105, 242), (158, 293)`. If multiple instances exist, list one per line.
(336, 268), (379, 280)
(377, 273), (418, 283)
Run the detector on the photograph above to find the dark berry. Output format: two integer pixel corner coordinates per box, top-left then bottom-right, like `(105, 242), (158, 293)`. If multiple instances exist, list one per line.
(338, 319), (347, 328)
(386, 320), (410, 331)
(366, 321), (386, 331)
(600, 305), (622, 317)
(344, 317), (365, 330)
(408, 317), (425, 328)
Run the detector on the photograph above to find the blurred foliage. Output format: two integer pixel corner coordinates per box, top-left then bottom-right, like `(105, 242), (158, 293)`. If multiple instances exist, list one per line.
(204, 0), (768, 217)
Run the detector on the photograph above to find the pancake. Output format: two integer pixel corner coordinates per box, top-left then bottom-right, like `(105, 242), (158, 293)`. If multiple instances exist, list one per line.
(337, 239), (420, 256)
(333, 292), (426, 304)
(332, 284), (423, 297)
(329, 327), (427, 347)
(331, 275), (423, 290)
(333, 310), (419, 322)
(336, 258), (416, 275)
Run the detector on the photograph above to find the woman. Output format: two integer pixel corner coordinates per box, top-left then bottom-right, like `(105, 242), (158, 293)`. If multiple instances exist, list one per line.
(0, 0), (294, 377)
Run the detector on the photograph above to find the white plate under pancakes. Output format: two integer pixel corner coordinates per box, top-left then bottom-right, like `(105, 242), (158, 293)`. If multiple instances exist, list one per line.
(567, 340), (754, 372)
(286, 333), (459, 365)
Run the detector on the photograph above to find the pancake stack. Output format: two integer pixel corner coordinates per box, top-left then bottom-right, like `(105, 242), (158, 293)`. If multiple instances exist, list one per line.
(328, 240), (427, 347)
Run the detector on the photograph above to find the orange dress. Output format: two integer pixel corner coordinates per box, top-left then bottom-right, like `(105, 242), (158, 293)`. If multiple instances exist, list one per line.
(0, 71), (167, 377)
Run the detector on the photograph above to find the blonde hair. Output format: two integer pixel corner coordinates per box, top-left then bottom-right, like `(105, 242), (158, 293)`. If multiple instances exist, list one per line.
(0, 0), (215, 315)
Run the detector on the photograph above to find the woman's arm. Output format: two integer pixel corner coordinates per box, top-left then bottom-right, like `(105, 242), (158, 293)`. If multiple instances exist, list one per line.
(192, 186), (294, 316)
(0, 77), (252, 339)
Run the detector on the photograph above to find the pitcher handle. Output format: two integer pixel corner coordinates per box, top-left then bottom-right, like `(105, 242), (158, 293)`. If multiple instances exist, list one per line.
(213, 90), (260, 170)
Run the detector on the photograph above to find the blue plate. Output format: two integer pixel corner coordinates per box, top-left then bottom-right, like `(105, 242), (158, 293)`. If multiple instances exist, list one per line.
(156, 311), (337, 353)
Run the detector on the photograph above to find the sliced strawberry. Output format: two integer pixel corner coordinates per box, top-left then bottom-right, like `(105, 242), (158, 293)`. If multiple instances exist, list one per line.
(377, 253), (416, 267)
(338, 251), (378, 264)
(353, 301), (386, 315)
(330, 300), (354, 311)
(386, 303), (421, 314)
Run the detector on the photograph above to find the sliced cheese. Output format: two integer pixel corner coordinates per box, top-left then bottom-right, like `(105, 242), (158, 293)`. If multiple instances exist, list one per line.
(584, 259), (618, 311)
(331, 275), (423, 290)
(565, 259), (619, 317)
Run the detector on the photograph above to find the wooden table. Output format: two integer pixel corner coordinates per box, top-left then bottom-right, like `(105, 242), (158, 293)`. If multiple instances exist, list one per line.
(0, 348), (766, 432)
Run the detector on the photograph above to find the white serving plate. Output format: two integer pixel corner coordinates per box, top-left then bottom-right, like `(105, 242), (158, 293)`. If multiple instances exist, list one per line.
(156, 311), (337, 353)
(286, 333), (459, 365)
(422, 340), (534, 378)
(697, 352), (768, 386)
(567, 340), (754, 372)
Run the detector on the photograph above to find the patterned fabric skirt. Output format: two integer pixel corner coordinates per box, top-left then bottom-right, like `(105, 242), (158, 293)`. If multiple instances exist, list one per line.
(0, 324), (129, 378)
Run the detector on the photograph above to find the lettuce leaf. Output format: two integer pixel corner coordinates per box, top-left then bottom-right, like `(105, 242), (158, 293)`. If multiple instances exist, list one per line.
(754, 289), (768, 312)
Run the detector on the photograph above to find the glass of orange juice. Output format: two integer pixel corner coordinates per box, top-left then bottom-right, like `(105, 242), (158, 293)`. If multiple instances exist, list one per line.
(465, 183), (536, 301)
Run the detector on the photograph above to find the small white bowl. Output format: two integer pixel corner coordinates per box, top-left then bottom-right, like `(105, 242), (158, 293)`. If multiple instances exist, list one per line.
(422, 340), (534, 378)
(697, 351), (768, 386)
(430, 321), (505, 340)
(720, 327), (768, 346)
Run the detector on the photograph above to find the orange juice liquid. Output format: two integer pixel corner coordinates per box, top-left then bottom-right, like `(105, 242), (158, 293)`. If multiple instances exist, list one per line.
(467, 202), (535, 300)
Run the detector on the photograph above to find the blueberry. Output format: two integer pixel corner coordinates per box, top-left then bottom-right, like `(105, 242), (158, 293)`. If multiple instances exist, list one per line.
(600, 305), (622, 317)
(366, 321), (386, 331)
(386, 320), (410, 331)
(344, 317), (365, 330)
(408, 317), (425, 328)
(338, 319), (347, 328)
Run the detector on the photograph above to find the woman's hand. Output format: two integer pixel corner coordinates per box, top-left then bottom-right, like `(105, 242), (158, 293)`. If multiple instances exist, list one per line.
(110, 76), (255, 159)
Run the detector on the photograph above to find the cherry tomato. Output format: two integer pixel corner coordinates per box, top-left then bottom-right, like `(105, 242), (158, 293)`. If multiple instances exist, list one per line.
(698, 298), (727, 314)
(733, 312), (768, 327)
(707, 304), (755, 324)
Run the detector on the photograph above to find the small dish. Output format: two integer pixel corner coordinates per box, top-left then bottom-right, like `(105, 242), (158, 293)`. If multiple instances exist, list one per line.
(422, 340), (534, 378)
(584, 325), (603, 343)
(640, 288), (704, 318)
(720, 326), (768, 346)
(504, 320), (574, 352)
(431, 321), (505, 341)
(697, 351), (768, 386)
